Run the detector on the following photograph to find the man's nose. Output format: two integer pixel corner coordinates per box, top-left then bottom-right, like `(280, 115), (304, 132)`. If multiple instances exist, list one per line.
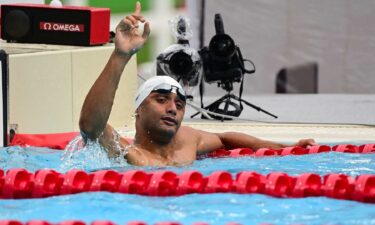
(166, 100), (177, 116)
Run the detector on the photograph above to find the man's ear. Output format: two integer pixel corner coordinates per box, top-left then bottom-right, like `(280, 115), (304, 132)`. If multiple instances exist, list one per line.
(134, 109), (139, 117)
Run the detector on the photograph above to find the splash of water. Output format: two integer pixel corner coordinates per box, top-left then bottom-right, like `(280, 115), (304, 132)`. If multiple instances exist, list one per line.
(0, 146), (29, 170)
(59, 134), (128, 172)
(112, 129), (131, 161)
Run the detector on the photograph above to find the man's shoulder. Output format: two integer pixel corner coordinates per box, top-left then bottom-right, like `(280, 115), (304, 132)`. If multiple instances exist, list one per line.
(180, 125), (195, 131)
(179, 125), (211, 141)
(176, 125), (201, 149)
(178, 125), (199, 138)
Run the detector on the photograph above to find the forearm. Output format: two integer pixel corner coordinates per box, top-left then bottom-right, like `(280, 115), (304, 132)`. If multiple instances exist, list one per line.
(218, 132), (289, 150)
(79, 51), (131, 139)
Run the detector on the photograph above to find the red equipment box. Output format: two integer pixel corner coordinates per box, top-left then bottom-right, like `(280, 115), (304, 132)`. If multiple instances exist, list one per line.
(1, 4), (110, 46)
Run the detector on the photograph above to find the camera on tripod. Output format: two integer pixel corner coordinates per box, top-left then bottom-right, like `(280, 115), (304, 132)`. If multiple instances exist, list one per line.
(156, 14), (277, 120)
(194, 13), (264, 120)
(200, 14), (254, 88)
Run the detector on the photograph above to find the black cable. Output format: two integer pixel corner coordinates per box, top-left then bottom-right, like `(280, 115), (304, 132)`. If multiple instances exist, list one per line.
(242, 59), (256, 74)
(198, 0), (206, 110)
(199, 0), (206, 49)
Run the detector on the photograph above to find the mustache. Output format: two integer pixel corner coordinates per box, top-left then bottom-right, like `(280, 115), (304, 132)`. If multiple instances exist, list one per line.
(161, 115), (178, 125)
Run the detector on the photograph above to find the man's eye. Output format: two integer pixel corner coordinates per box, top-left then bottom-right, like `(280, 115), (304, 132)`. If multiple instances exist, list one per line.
(176, 102), (184, 110)
(156, 97), (167, 103)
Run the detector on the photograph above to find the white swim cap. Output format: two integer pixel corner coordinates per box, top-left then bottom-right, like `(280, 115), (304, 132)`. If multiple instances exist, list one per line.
(134, 76), (184, 109)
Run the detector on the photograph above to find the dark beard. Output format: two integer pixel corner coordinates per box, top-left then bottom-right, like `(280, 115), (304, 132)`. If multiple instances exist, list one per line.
(147, 123), (179, 145)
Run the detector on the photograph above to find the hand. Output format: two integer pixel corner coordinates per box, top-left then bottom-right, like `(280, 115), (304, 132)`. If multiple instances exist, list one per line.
(294, 138), (317, 148)
(114, 1), (150, 57)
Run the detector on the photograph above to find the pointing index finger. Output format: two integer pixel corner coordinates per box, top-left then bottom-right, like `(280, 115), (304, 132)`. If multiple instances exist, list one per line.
(134, 1), (141, 16)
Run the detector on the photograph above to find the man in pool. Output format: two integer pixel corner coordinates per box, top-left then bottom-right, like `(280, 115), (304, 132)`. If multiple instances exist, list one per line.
(79, 2), (316, 166)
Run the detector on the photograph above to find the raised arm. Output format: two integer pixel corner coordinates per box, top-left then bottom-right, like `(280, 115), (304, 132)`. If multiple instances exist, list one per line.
(79, 2), (150, 140)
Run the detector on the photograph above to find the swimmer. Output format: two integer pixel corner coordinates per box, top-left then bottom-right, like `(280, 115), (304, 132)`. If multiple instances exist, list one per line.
(79, 2), (316, 166)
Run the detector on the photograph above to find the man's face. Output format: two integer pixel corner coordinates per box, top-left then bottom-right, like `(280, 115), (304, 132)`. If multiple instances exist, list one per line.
(137, 90), (186, 141)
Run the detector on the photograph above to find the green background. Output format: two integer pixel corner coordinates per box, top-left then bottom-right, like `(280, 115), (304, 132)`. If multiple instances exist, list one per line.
(44, 0), (186, 64)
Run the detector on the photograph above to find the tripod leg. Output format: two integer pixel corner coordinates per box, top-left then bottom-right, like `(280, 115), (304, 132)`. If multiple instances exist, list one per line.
(239, 97), (278, 119)
(190, 94), (231, 119)
(227, 94), (278, 119)
(190, 111), (200, 118)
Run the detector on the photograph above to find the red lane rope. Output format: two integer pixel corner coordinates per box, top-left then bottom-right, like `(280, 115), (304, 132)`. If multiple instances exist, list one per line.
(0, 220), (232, 225)
(0, 220), (280, 225)
(0, 219), (338, 225)
(8, 132), (375, 155)
(0, 168), (374, 203)
(9, 132), (80, 150)
(202, 144), (375, 159)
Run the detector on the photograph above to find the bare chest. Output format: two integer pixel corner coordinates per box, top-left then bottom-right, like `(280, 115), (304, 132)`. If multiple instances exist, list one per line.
(126, 140), (197, 166)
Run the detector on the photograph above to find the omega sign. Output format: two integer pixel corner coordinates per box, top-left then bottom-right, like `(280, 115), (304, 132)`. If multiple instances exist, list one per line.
(40, 22), (85, 32)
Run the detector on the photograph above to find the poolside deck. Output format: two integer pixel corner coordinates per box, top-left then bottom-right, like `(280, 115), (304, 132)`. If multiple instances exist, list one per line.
(183, 122), (375, 143)
(182, 94), (375, 143)
(120, 94), (375, 144)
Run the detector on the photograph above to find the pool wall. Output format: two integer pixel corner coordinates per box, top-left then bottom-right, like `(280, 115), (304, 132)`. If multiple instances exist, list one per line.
(2, 42), (138, 134)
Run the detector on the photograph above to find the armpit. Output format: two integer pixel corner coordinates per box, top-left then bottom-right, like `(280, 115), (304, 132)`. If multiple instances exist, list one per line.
(101, 128), (130, 159)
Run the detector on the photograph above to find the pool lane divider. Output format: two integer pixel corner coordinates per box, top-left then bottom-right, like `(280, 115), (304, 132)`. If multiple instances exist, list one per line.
(0, 220), (246, 225)
(0, 220), (289, 225)
(201, 143), (375, 158)
(8, 131), (375, 155)
(9, 132), (80, 150)
(0, 167), (374, 203)
(0, 221), (335, 225)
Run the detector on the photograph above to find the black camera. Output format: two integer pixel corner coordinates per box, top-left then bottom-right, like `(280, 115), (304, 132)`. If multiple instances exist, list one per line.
(156, 14), (277, 120)
(200, 14), (254, 86)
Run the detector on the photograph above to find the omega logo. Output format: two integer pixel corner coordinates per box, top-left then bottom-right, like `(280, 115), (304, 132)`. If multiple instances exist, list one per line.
(40, 22), (84, 32)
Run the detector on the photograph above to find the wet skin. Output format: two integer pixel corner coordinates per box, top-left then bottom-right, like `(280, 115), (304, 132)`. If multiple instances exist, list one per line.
(79, 2), (317, 167)
(121, 92), (200, 166)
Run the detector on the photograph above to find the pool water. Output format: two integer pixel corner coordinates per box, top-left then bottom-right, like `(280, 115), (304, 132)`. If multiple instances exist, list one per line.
(1, 145), (375, 225)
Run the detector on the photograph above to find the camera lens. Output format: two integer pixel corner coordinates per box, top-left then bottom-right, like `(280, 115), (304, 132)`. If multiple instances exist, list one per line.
(169, 51), (194, 76)
(209, 34), (235, 60)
